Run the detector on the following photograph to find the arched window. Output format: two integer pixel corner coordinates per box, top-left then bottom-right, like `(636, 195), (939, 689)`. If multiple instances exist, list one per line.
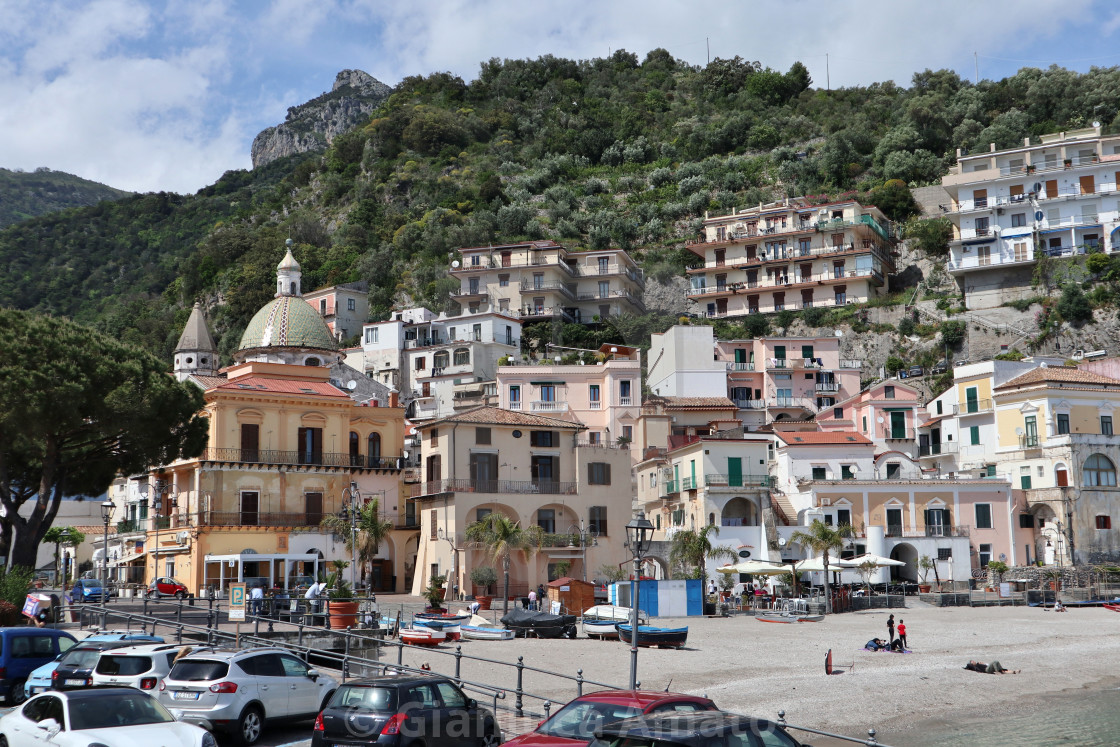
(433, 350), (450, 369)
(1084, 454), (1117, 486)
(708, 512), (715, 526)
(349, 432), (360, 464)
(305, 357), (321, 367)
(368, 432), (382, 460)
(453, 348), (470, 366)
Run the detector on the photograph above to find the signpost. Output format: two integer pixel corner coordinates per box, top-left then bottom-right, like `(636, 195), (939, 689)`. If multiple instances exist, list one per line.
(229, 583), (246, 647)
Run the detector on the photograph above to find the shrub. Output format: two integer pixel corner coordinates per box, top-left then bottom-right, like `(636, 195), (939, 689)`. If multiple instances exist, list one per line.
(1056, 283), (1094, 324)
(801, 306), (828, 327)
(885, 356), (907, 374)
(0, 601), (19, 627)
(649, 167), (674, 188)
(898, 317), (916, 336)
(1086, 252), (1113, 275)
(940, 320), (966, 348)
(775, 310), (795, 332)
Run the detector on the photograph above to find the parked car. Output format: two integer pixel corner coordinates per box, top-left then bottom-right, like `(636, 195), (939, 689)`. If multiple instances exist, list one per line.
(503, 690), (717, 747)
(26, 631), (162, 698)
(311, 674), (501, 747)
(157, 646), (338, 745)
(147, 577), (189, 599)
(908, 365), (925, 378)
(930, 359), (949, 375)
(52, 639), (162, 691)
(0, 628), (78, 706)
(91, 642), (186, 692)
(591, 712), (807, 747)
(0, 686), (216, 747)
(67, 579), (109, 604)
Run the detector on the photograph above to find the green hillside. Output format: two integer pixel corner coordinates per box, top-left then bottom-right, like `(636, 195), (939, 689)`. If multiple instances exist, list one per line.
(2, 52), (1118, 363)
(0, 167), (131, 228)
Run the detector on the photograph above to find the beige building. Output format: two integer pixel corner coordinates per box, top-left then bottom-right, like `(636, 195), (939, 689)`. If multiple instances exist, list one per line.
(450, 240), (646, 323)
(409, 407), (634, 597)
(687, 198), (896, 319)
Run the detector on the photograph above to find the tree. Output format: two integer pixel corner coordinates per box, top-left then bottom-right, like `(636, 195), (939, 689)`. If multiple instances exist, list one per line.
(43, 526), (85, 589)
(319, 496), (393, 591)
(1056, 283), (1094, 324)
(668, 525), (736, 584)
(904, 217), (953, 257)
(856, 560), (878, 596)
(465, 513), (544, 615)
(0, 310), (207, 570)
(789, 519), (846, 614)
(868, 179), (919, 221)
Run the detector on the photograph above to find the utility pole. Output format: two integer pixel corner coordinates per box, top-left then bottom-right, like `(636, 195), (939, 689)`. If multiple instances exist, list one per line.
(706, 37), (710, 65)
(974, 52), (979, 85)
(826, 53), (830, 92)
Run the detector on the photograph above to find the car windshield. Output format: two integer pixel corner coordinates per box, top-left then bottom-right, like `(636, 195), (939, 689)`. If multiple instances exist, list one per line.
(331, 685), (396, 711)
(67, 692), (174, 730)
(540, 700), (642, 739)
(169, 659), (228, 681)
(96, 655), (152, 676)
(61, 649), (104, 669)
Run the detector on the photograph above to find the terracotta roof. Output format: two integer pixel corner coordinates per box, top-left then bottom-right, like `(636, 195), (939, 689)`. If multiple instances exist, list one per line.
(775, 431), (874, 446)
(661, 397), (737, 409)
(547, 576), (590, 587)
(996, 366), (1120, 389)
(417, 406), (585, 430)
(213, 377), (349, 398)
(192, 375), (229, 391)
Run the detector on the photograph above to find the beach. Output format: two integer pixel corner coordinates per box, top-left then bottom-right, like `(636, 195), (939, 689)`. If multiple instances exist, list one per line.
(394, 603), (1120, 744)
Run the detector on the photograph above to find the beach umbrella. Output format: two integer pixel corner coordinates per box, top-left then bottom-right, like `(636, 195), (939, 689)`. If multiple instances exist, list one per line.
(717, 560), (789, 575)
(847, 553), (905, 567)
(793, 556), (859, 573)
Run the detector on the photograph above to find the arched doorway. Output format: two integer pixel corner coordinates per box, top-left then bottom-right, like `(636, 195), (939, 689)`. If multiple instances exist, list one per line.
(889, 543), (919, 582)
(721, 497), (759, 526)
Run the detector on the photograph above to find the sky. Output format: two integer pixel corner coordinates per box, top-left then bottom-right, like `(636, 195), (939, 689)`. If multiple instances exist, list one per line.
(2, 0), (1120, 195)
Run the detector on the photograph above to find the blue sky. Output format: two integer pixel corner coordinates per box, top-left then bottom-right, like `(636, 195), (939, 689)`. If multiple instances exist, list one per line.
(1, 0), (1118, 194)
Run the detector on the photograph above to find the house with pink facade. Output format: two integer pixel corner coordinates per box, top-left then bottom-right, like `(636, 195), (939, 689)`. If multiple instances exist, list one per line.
(816, 379), (922, 459)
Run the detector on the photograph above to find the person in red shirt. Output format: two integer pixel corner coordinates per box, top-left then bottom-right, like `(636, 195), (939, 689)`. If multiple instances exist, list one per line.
(897, 619), (908, 650)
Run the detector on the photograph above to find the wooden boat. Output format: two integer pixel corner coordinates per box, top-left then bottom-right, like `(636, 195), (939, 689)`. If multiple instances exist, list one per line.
(412, 618), (461, 640)
(500, 608), (578, 639)
(415, 611), (471, 623)
(581, 605), (644, 639)
(460, 614), (514, 640)
(400, 628), (445, 646)
(616, 623), (688, 648)
(1104, 603), (1120, 612)
(756, 613), (825, 624)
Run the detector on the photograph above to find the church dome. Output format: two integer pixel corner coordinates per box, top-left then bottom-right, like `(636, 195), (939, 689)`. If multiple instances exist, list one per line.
(238, 296), (338, 353)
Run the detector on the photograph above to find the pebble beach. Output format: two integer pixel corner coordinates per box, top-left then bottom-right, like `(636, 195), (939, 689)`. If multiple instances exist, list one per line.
(393, 604), (1120, 744)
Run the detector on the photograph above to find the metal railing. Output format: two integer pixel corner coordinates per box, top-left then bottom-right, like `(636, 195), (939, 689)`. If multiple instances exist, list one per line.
(411, 478), (578, 497)
(705, 474), (772, 488)
(954, 399), (993, 415)
(885, 525), (970, 538)
(919, 442), (959, 457)
(201, 448), (403, 470)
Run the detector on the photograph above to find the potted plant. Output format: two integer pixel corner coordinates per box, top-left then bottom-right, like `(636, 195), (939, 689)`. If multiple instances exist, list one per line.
(325, 562), (359, 629)
(469, 566), (497, 610)
(987, 560), (1009, 592)
(423, 573), (447, 612)
(917, 555), (935, 593)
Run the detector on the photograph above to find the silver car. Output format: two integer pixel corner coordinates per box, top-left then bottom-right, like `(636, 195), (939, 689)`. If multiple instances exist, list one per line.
(156, 647), (337, 746)
(91, 643), (186, 692)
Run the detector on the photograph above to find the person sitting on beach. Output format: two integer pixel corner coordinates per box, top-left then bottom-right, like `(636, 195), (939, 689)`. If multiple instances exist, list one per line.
(1054, 599), (1066, 612)
(889, 638), (904, 652)
(865, 638), (888, 651)
(965, 660), (1020, 674)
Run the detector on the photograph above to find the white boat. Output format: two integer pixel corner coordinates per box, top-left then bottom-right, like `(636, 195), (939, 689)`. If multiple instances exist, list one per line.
(460, 614), (514, 641)
(581, 605), (645, 639)
(400, 627), (446, 646)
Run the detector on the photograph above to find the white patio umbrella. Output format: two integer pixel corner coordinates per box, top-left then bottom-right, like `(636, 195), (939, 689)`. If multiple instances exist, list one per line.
(717, 560), (789, 575)
(793, 555), (859, 573)
(846, 553), (906, 567)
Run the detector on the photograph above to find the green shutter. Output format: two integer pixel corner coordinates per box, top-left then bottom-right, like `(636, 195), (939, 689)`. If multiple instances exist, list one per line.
(727, 457), (743, 487)
(970, 426), (980, 445)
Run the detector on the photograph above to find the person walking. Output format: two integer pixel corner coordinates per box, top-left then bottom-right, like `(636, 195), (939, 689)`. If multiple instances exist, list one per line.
(897, 619), (908, 650)
(527, 588), (537, 611)
(249, 584), (264, 617)
(887, 613), (895, 643)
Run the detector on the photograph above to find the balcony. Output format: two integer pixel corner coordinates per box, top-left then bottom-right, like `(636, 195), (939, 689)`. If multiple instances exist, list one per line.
(115, 520), (140, 534)
(768, 397), (816, 410)
(204, 512), (355, 528)
(881, 428), (916, 441)
(815, 382), (840, 393)
(918, 442), (959, 457)
(885, 525), (971, 538)
(954, 399), (993, 415)
(520, 280), (576, 298)
(839, 360), (861, 369)
(200, 448), (404, 471)
(681, 476), (699, 490)
(539, 532), (597, 548)
(153, 517), (171, 530)
(705, 474), (771, 489)
(726, 362), (755, 372)
(733, 398), (766, 409)
(402, 467), (422, 484)
(410, 478), (577, 498)
(661, 480), (680, 497)
(1019, 435), (1041, 449)
(619, 396), (634, 406)
(530, 401), (569, 413)
(450, 289), (488, 303)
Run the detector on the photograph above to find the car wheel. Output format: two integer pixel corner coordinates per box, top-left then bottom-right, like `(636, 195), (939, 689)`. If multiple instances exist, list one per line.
(8, 680), (25, 706)
(1, 733), (9, 747)
(235, 705), (263, 746)
(480, 723), (500, 747)
(175, 590), (187, 600)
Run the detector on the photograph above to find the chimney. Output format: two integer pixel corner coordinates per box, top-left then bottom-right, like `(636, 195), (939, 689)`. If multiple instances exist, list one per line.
(389, 391), (399, 408)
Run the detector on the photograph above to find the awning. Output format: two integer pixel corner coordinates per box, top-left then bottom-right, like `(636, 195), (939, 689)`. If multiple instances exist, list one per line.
(963, 238), (994, 246)
(1039, 227), (1072, 236)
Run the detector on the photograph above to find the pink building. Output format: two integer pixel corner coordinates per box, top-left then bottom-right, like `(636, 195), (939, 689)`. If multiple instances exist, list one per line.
(816, 380), (922, 459)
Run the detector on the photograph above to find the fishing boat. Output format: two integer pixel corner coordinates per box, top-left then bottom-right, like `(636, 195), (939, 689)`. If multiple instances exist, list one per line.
(400, 627), (446, 647)
(616, 623), (688, 648)
(459, 614), (514, 640)
(412, 618), (461, 640)
(581, 605), (644, 639)
(415, 611), (471, 623)
(500, 608), (578, 639)
(755, 613), (825, 624)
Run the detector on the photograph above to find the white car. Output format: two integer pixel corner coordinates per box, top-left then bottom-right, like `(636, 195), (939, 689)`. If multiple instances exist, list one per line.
(0, 686), (216, 747)
(90, 643), (187, 692)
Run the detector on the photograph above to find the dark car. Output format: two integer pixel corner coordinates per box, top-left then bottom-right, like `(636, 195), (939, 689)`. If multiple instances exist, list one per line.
(311, 674), (500, 747)
(0, 628), (77, 705)
(51, 640), (142, 690)
(591, 712), (807, 747)
(147, 577), (189, 599)
(504, 690), (717, 747)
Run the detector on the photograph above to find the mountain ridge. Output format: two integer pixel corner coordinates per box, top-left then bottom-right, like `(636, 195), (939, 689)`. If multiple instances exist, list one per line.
(0, 167), (131, 229)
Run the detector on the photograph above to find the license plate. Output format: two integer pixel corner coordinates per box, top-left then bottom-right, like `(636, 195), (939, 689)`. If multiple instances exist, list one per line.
(65, 679), (85, 686)
(174, 691), (200, 700)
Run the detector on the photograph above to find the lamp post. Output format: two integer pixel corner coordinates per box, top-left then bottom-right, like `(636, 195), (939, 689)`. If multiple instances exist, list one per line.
(340, 483), (361, 591)
(438, 527), (458, 600)
(625, 511), (654, 691)
(565, 520), (597, 582)
(100, 502), (112, 608)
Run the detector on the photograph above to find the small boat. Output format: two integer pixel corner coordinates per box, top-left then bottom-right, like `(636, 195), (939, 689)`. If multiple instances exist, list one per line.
(500, 608), (578, 639)
(412, 618), (461, 640)
(400, 628), (446, 647)
(755, 613), (825, 624)
(1104, 603), (1120, 613)
(616, 624), (688, 648)
(460, 614), (514, 640)
(415, 611), (471, 623)
(582, 605), (644, 639)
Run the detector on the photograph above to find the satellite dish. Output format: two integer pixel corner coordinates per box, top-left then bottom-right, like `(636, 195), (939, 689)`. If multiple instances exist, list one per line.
(1015, 427), (1024, 436)
(778, 537), (787, 547)
(1093, 120), (1101, 127)
(877, 416), (884, 424)
(347, 380), (358, 391)
(451, 260), (460, 268)
(834, 329), (843, 338)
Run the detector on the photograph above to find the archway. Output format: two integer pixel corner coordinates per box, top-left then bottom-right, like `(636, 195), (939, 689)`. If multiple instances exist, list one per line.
(720, 497), (759, 526)
(889, 542), (919, 582)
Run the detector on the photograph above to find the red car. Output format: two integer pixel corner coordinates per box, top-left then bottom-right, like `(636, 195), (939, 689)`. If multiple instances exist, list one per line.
(503, 690), (717, 746)
(145, 576), (188, 599)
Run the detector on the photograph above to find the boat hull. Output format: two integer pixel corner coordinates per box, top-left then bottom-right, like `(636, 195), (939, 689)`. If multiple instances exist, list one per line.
(413, 619), (461, 640)
(461, 625), (515, 640)
(401, 629), (445, 646)
(415, 612), (470, 623)
(583, 621), (621, 638)
(756, 614), (824, 624)
(616, 624), (688, 648)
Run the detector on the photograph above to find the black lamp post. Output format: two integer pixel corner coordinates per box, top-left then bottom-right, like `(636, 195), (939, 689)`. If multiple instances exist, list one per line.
(625, 511), (654, 690)
(100, 501), (113, 608)
(341, 483), (361, 591)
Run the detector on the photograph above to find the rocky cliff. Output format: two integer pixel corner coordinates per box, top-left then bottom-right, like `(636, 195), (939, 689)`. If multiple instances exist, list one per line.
(251, 69), (392, 169)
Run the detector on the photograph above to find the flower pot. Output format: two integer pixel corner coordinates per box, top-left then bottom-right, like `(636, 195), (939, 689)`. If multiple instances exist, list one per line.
(918, 584), (932, 593)
(475, 595), (492, 611)
(328, 601), (359, 630)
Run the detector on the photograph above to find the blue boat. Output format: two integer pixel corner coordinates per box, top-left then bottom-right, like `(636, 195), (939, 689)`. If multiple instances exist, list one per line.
(616, 623), (688, 648)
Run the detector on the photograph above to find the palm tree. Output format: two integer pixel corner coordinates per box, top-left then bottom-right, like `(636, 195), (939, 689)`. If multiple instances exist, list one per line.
(320, 497), (393, 592)
(464, 513), (544, 615)
(43, 527), (85, 592)
(789, 519), (846, 614)
(668, 524), (736, 584)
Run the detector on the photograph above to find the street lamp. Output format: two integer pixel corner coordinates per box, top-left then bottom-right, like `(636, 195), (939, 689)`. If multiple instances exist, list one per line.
(340, 483), (361, 592)
(565, 520), (598, 582)
(625, 511), (654, 690)
(100, 501), (113, 608)
(438, 527), (458, 600)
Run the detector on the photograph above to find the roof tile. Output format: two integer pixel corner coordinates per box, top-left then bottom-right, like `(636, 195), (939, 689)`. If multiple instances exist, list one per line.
(996, 366), (1120, 389)
(775, 431), (874, 446)
(213, 376), (349, 398)
(418, 406), (585, 430)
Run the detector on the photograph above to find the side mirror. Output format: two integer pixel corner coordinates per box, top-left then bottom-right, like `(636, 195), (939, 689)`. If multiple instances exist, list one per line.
(306, 669), (320, 681)
(37, 719), (61, 738)
(466, 698), (477, 709)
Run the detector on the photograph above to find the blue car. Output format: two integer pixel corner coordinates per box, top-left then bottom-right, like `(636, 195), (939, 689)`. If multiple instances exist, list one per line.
(67, 579), (109, 604)
(24, 631), (162, 698)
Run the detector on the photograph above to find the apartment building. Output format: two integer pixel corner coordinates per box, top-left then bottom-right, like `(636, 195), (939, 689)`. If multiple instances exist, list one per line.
(686, 198), (896, 319)
(816, 380), (922, 459)
(358, 307), (521, 420)
(408, 407), (633, 595)
(304, 281), (369, 341)
(636, 430), (775, 578)
(496, 344), (641, 449)
(634, 396), (741, 462)
(450, 240), (646, 323)
(941, 125), (1120, 309)
(647, 325), (862, 427)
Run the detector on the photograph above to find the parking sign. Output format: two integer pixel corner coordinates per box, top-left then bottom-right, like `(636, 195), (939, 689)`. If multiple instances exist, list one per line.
(229, 583), (246, 621)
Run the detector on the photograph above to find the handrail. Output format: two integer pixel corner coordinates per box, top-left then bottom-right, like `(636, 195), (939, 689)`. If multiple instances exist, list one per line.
(778, 711), (892, 746)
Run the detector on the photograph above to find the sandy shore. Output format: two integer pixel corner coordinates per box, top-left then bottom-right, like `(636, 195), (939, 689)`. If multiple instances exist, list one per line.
(390, 603), (1120, 743)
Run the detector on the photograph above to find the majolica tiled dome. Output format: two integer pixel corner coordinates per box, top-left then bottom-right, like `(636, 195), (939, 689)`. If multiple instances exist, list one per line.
(238, 296), (338, 353)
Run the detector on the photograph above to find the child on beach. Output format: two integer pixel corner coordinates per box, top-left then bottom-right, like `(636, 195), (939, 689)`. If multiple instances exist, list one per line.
(897, 619), (907, 649)
(887, 614), (895, 642)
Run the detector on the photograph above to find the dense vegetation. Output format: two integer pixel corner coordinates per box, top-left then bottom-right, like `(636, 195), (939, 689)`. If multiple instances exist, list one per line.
(4, 52), (1120, 362)
(0, 167), (130, 228)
